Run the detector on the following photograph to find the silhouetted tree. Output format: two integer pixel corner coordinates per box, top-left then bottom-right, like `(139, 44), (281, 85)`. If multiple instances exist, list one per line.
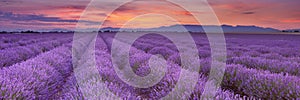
(0, 31), (7, 34)
(21, 30), (40, 33)
(104, 30), (111, 33)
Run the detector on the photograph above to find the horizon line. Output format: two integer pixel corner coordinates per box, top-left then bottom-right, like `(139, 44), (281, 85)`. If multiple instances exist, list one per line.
(1, 24), (300, 32)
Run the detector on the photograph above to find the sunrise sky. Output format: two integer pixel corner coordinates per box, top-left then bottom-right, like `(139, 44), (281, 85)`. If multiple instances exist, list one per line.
(0, 0), (299, 31)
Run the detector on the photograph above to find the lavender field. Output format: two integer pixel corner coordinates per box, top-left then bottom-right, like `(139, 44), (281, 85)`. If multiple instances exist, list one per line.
(0, 32), (300, 99)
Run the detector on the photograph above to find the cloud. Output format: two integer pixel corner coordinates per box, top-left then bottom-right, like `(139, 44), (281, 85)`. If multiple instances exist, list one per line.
(0, 11), (101, 32)
(282, 19), (300, 23)
(113, 4), (137, 12)
(0, 0), (22, 5)
(242, 12), (255, 15)
(0, 11), (78, 23)
(0, 11), (100, 24)
(58, 5), (86, 10)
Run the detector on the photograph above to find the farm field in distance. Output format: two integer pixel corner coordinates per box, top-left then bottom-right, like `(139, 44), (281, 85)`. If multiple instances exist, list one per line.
(0, 32), (299, 99)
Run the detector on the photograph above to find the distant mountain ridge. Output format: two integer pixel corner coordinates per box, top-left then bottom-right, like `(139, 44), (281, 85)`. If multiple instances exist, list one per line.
(100, 24), (281, 33)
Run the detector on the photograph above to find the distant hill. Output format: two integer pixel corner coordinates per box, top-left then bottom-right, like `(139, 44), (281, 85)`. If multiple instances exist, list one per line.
(100, 24), (281, 33)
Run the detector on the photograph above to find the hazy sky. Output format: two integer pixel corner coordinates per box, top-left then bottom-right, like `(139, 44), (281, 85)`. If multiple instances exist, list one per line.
(0, 0), (299, 31)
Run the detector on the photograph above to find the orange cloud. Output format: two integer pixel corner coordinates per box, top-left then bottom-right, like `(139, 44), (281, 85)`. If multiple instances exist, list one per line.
(102, 0), (199, 28)
(282, 19), (300, 23)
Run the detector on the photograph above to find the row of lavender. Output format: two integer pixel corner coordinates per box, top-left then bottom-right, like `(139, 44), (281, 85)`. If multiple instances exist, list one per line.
(107, 33), (300, 99)
(0, 34), (66, 50)
(119, 33), (300, 76)
(0, 34), (73, 68)
(0, 33), (243, 99)
(61, 33), (244, 99)
(31, 33), (241, 99)
(0, 33), (74, 99)
(0, 45), (73, 99)
(0, 33), (300, 99)
(41, 33), (300, 99)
